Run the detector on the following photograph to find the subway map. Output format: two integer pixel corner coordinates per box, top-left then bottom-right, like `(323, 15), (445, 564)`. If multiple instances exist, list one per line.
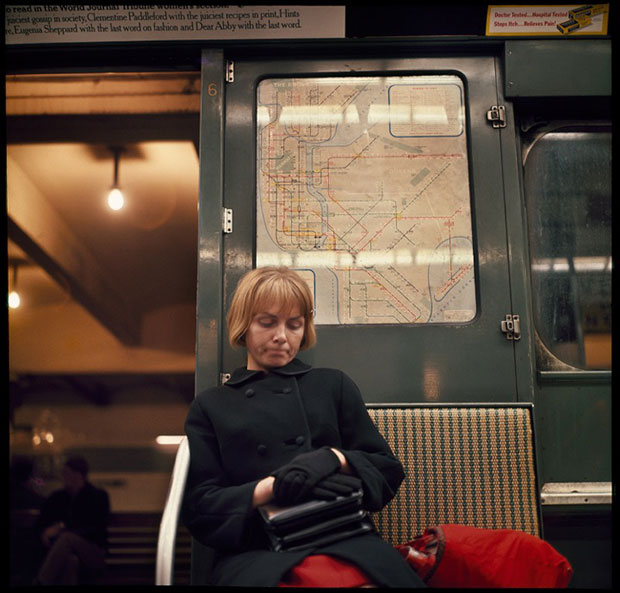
(256, 75), (476, 325)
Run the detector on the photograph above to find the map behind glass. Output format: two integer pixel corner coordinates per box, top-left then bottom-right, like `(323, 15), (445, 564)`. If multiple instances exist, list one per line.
(256, 75), (476, 325)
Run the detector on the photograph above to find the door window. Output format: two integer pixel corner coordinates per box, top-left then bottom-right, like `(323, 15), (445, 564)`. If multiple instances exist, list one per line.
(523, 126), (611, 370)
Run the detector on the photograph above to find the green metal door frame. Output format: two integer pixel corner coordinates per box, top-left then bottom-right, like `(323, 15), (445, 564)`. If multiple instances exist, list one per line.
(195, 49), (226, 394)
(191, 48), (227, 585)
(492, 58), (537, 403)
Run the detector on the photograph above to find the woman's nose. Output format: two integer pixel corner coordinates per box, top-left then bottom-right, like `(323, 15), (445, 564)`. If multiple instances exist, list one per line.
(272, 323), (286, 341)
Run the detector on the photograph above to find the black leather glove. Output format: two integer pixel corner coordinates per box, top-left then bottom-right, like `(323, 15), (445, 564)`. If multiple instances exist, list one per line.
(311, 473), (363, 500)
(272, 447), (341, 506)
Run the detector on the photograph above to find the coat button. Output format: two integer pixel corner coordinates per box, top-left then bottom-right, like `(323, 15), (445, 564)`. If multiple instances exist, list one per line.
(295, 436), (305, 446)
(245, 388), (255, 398)
(257, 444), (267, 455)
(282, 387), (292, 394)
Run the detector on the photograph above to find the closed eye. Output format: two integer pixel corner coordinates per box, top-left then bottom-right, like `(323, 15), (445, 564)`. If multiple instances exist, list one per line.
(255, 314), (277, 327)
(287, 318), (304, 330)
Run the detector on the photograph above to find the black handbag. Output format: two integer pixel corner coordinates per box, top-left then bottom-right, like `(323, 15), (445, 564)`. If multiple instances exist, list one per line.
(257, 489), (374, 552)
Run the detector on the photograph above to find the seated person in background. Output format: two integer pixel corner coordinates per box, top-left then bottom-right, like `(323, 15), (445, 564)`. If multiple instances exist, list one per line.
(35, 456), (110, 585)
(182, 266), (424, 588)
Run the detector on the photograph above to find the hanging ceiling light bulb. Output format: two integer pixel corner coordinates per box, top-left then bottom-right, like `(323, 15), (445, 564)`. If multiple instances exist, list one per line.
(107, 146), (125, 210)
(8, 290), (21, 309)
(8, 262), (21, 309)
(107, 187), (124, 211)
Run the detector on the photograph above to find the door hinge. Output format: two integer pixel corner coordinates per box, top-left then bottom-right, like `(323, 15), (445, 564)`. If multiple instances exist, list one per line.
(225, 60), (234, 83)
(487, 105), (506, 128)
(222, 208), (233, 234)
(220, 372), (231, 385)
(500, 314), (521, 340)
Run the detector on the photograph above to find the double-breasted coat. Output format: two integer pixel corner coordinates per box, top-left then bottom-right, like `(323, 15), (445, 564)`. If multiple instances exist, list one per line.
(181, 358), (424, 587)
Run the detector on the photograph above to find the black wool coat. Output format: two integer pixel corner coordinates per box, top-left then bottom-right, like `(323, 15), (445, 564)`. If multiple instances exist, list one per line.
(182, 358), (424, 587)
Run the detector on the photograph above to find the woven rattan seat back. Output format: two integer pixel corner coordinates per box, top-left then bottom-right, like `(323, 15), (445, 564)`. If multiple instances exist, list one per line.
(366, 405), (541, 544)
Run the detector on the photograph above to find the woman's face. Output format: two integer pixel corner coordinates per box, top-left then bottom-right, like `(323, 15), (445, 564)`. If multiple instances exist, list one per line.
(245, 303), (305, 371)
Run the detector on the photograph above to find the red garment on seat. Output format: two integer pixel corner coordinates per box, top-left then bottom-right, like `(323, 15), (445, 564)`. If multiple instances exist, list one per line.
(395, 524), (573, 588)
(278, 554), (373, 587)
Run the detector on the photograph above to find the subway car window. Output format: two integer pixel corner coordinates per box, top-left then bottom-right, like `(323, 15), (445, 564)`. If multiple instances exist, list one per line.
(523, 125), (611, 370)
(255, 75), (476, 325)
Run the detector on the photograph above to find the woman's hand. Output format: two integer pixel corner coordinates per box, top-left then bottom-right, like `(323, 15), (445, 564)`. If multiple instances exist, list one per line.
(252, 475), (275, 508)
(271, 447), (341, 506)
(311, 473), (363, 500)
(255, 448), (353, 508)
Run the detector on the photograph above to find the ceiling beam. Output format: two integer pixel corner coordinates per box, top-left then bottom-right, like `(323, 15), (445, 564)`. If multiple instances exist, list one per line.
(6, 113), (199, 145)
(7, 155), (142, 346)
(6, 72), (201, 116)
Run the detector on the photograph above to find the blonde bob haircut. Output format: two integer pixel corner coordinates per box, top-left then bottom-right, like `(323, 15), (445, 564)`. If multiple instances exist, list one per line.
(227, 266), (316, 351)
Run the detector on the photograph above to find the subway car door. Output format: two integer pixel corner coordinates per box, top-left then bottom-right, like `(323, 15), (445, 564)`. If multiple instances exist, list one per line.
(213, 54), (523, 403)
